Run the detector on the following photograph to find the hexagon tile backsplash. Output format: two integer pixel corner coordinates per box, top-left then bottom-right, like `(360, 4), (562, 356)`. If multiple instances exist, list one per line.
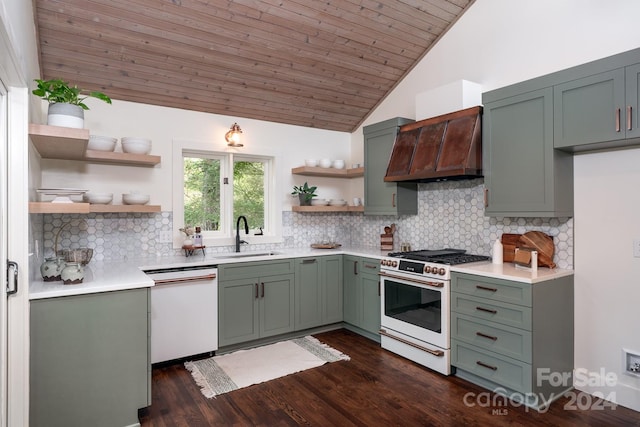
(34, 180), (573, 269)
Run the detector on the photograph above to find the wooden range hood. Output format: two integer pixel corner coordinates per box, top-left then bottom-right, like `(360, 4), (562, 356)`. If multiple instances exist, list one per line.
(384, 106), (483, 182)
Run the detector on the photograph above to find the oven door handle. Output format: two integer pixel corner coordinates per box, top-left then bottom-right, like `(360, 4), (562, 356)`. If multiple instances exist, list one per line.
(379, 329), (445, 357)
(378, 271), (444, 288)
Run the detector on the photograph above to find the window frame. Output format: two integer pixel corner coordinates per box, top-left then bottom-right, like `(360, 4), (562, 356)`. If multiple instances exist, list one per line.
(172, 138), (281, 249)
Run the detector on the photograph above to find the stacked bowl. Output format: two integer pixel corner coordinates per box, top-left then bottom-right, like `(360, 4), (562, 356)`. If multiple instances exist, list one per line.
(121, 137), (152, 154)
(88, 135), (117, 152)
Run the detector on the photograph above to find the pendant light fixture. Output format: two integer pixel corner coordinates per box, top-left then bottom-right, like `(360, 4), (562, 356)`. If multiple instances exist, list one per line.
(225, 123), (243, 147)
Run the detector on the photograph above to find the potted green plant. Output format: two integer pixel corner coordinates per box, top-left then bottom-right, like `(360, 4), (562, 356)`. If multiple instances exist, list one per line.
(32, 78), (112, 129)
(291, 182), (317, 206)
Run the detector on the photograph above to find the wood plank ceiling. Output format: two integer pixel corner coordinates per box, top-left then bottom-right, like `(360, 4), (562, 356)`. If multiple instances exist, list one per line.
(34, 0), (474, 132)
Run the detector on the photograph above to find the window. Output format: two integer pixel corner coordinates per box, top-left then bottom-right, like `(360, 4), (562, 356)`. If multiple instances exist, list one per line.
(176, 147), (276, 247)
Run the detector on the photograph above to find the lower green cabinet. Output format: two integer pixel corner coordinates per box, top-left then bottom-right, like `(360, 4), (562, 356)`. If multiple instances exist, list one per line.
(30, 288), (150, 427)
(343, 255), (381, 340)
(294, 255), (343, 330)
(218, 260), (295, 347)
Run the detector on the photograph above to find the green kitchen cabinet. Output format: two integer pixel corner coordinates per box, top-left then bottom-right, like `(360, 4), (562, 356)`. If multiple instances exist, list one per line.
(363, 117), (417, 216)
(554, 62), (640, 150)
(343, 255), (381, 341)
(295, 255), (343, 330)
(482, 87), (573, 217)
(30, 288), (150, 427)
(450, 272), (573, 411)
(219, 259), (295, 347)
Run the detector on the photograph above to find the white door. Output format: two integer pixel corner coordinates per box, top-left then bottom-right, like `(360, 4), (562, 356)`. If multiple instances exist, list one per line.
(0, 78), (8, 427)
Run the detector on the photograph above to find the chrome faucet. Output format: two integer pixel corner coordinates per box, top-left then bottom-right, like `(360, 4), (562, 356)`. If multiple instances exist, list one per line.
(235, 215), (249, 252)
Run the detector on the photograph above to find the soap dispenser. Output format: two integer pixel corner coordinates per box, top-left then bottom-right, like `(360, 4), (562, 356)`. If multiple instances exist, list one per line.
(492, 238), (503, 264)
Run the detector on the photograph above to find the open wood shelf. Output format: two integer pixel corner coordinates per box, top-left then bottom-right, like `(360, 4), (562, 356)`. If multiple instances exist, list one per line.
(292, 205), (364, 213)
(291, 166), (364, 177)
(84, 150), (160, 166)
(29, 124), (89, 160)
(29, 202), (161, 214)
(29, 124), (160, 166)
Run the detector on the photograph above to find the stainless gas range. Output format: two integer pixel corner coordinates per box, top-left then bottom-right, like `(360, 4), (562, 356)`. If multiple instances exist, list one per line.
(379, 249), (489, 375)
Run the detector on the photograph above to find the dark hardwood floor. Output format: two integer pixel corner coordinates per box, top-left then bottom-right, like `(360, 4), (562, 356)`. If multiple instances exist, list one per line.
(140, 329), (640, 426)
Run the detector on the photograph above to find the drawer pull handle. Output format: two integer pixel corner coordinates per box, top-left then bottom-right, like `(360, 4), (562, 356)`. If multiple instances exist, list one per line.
(302, 258), (317, 264)
(616, 108), (621, 132)
(628, 106), (633, 131)
(255, 283), (259, 299)
(476, 331), (498, 341)
(476, 361), (498, 371)
(476, 285), (497, 292)
(476, 306), (497, 314)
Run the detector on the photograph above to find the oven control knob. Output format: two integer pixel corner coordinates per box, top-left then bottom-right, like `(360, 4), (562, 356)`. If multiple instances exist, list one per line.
(392, 261), (398, 267)
(424, 265), (431, 273)
(438, 268), (446, 276)
(381, 260), (386, 266)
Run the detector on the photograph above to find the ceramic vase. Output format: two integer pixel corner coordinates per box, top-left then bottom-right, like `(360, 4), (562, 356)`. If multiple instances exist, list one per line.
(61, 262), (84, 285)
(40, 257), (64, 281)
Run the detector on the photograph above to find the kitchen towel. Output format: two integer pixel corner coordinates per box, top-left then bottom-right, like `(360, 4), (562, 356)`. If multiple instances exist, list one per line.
(184, 335), (350, 398)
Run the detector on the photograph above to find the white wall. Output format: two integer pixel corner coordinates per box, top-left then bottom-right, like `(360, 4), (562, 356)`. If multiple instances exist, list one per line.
(357, 0), (640, 412)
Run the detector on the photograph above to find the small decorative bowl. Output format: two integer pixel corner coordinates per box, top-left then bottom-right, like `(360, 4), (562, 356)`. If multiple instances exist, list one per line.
(59, 248), (93, 266)
(319, 158), (332, 168)
(123, 193), (150, 205)
(121, 137), (152, 154)
(332, 159), (345, 169)
(83, 192), (113, 204)
(305, 159), (318, 167)
(311, 198), (328, 206)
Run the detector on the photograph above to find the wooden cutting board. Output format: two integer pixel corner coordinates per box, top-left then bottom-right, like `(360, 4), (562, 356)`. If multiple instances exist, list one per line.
(501, 231), (556, 268)
(520, 231), (556, 268)
(501, 233), (521, 262)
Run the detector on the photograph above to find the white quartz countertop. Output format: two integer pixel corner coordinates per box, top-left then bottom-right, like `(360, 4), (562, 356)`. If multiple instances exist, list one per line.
(29, 261), (154, 300)
(29, 246), (572, 299)
(452, 261), (574, 284)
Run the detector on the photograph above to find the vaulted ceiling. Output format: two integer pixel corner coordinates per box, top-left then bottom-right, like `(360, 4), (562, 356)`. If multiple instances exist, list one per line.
(34, 0), (474, 132)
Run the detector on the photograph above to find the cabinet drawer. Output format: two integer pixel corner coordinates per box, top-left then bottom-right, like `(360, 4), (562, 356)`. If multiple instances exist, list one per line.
(451, 292), (532, 330)
(451, 273), (531, 306)
(452, 339), (532, 394)
(219, 259), (294, 280)
(451, 313), (531, 363)
(361, 258), (380, 274)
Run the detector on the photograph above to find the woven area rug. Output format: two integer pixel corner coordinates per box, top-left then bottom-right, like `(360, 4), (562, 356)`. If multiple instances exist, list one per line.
(184, 335), (350, 398)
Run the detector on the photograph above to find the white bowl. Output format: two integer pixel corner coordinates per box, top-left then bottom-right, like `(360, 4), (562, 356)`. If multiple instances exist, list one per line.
(122, 193), (150, 205)
(329, 199), (347, 206)
(319, 158), (332, 168)
(88, 135), (117, 152)
(121, 137), (152, 154)
(332, 159), (345, 169)
(311, 198), (328, 206)
(83, 192), (113, 204)
(305, 159), (318, 167)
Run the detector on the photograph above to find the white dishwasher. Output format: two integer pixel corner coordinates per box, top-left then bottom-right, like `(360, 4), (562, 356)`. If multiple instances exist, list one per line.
(144, 264), (218, 364)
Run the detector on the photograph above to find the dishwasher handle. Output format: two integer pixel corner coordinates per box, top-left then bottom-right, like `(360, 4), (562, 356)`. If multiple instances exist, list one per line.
(153, 273), (217, 285)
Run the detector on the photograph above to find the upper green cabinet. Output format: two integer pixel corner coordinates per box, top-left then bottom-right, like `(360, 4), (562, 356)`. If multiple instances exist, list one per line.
(554, 67), (633, 150)
(363, 118), (417, 216)
(483, 88), (573, 217)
